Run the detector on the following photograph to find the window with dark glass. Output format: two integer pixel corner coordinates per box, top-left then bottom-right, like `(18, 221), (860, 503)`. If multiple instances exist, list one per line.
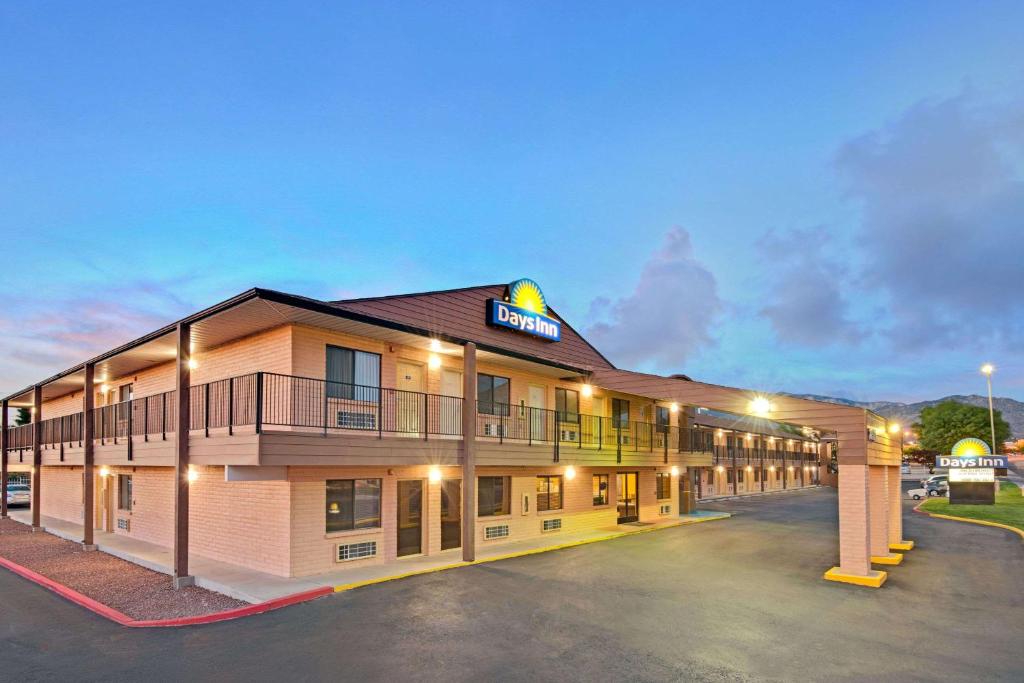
(708, 468), (715, 485)
(656, 406), (670, 433)
(611, 398), (630, 428)
(656, 472), (671, 500)
(592, 474), (609, 505)
(536, 475), (562, 511)
(118, 384), (134, 403)
(477, 476), (510, 516)
(737, 469), (745, 483)
(117, 474), (132, 511)
(727, 469), (733, 484)
(326, 479), (382, 532)
(555, 388), (579, 423)
(477, 373), (510, 416)
(326, 345), (381, 400)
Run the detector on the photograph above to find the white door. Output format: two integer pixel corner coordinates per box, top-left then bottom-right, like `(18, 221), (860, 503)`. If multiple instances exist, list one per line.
(528, 385), (546, 440)
(396, 362), (425, 434)
(440, 369), (463, 435)
(590, 396), (606, 445)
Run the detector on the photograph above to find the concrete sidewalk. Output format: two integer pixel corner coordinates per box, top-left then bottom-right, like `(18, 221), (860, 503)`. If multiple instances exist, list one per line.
(5, 509), (729, 604)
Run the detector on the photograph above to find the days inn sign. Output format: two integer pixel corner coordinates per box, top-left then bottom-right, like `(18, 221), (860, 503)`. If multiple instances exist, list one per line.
(486, 279), (562, 342)
(935, 438), (1007, 469)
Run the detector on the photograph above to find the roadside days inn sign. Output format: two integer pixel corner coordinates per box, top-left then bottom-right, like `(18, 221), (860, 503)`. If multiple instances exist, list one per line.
(934, 437), (1007, 469)
(486, 279), (562, 342)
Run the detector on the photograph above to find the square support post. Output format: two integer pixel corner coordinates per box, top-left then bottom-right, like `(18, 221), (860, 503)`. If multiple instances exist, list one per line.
(82, 364), (96, 549)
(31, 385), (42, 530)
(868, 465), (901, 565)
(461, 342), (477, 563)
(824, 462), (887, 587)
(888, 464), (913, 551)
(1, 399), (8, 518)
(173, 322), (194, 588)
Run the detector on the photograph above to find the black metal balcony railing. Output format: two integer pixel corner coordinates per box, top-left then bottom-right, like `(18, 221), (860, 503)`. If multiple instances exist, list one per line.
(2, 371), (817, 465)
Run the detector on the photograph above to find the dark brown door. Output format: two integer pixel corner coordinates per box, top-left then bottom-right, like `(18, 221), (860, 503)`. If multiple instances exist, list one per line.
(397, 480), (423, 557)
(440, 479), (461, 551)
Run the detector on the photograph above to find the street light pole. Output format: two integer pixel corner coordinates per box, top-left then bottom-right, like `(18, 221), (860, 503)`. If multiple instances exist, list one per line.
(981, 364), (997, 453)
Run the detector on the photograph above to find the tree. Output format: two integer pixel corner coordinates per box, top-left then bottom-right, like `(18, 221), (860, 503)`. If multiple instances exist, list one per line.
(915, 400), (1011, 454)
(14, 407), (31, 426)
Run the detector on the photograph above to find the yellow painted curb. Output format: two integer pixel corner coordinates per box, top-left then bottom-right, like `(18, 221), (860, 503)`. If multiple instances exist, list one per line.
(889, 540), (914, 551)
(921, 512), (1024, 540)
(870, 553), (903, 566)
(333, 516), (730, 593)
(823, 566), (887, 588)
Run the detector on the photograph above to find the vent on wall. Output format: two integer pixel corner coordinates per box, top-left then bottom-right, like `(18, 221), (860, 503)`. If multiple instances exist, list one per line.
(484, 524), (510, 540)
(337, 540), (377, 562)
(337, 411), (376, 430)
(559, 429), (578, 442)
(660, 504), (672, 515)
(542, 518), (562, 532)
(116, 518), (130, 531)
(483, 423), (507, 438)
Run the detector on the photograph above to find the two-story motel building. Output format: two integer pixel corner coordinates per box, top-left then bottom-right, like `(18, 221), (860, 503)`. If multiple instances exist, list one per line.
(0, 281), (904, 588)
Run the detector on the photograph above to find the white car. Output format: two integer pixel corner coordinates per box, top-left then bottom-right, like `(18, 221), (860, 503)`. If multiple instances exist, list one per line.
(907, 487), (929, 500)
(5, 483), (30, 507)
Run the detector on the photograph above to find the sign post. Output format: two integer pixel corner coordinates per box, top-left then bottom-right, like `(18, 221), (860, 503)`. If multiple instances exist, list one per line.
(936, 438), (1004, 505)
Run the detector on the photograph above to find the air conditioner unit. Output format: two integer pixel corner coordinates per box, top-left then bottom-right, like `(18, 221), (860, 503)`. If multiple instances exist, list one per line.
(660, 504), (672, 515)
(484, 525), (510, 540)
(559, 429), (578, 442)
(337, 540), (377, 562)
(542, 518), (562, 532)
(483, 422), (507, 438)
(621, 435), (632, 445)
(337, 411), (376, 430)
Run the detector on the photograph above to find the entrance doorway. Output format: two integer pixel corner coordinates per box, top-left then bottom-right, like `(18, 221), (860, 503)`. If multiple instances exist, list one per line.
(440, 479), (461, 551)
(397, 480), (423, 556)
(616, 472), (638, 523)
(528, 384), (546, 441)
(396, 361), (425, 434)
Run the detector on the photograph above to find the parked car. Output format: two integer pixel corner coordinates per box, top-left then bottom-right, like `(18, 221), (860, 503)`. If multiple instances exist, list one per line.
(921, 474), (948, 488)
(907, 487), (928, 500)
(5, 483), (30, 507)
(926, 481), (948, 497)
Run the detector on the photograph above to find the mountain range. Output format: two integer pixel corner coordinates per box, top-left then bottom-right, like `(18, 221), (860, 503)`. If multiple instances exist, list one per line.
(784, 394), (1024, 440)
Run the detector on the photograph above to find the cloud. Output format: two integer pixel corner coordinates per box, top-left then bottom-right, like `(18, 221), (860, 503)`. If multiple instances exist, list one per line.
(757, 226), (866, 347)
(835, 92), (1024, 351)
(583, 227), (721, 371)
(0, 277), (195, 394)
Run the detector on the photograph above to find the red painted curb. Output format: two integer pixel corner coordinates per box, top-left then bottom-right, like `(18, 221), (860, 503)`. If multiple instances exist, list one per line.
(0, 554), (333, 628)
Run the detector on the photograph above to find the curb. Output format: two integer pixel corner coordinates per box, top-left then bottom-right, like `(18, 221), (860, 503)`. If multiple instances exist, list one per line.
(0, 554), (333, 628)
(913, 502), (1024, 542)
(333, 514), (730, 593)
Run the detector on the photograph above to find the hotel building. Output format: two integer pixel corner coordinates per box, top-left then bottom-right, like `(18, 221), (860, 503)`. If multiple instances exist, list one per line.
(0, 281), (903, 587)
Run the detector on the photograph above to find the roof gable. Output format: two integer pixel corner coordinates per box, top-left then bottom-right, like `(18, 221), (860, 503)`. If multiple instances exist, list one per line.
(332, 284), (614, 370)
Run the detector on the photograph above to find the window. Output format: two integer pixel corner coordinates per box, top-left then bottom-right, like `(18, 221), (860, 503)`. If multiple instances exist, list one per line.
(477, 373), (510, 416)
(536, 475), (562, 511)
(478, 476), (510, 516)
(117, 475), (132, 511)
(754, 469), (760, 482)
(118, 384), (134, 403)
(708, 469), (715, 485)
(592, 474), (609, 505)
(776, 469), (781, 481)
(656, 472), (671, 500)
(555, 388), (579, 423)
(726, 469), (733, 484)
(326, 345), (381, 400)
(326, 479), (382, 533)
(611, 398), (630, 428)
(656, 406), (669, 433)
(737, 469), (745, 483)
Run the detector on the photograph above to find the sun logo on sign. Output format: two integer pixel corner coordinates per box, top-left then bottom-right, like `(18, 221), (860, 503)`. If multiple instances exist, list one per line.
(508, 279), (547, 315)
(950, 437), (991, 457)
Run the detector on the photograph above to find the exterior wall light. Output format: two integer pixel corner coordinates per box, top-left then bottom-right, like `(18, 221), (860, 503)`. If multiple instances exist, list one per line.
(670, 466), (679, 476)
(581, 384), (593, 398)
(187, 466), (199, 483)
(430, 339), (442, 352)
(746, 465), (753, 472)
(749, 396), (771, 416)
(99, 466), (110, 478)
(716, 465), (725, 473)
(565, 465), (577, 480)
(188, 359), (199, 370)
(428, 465), (442, 483)
(100, 384), (111, 394)
(428, 353), (441, 370)
(669, 403), (679, 414)
(888, 422), (901, 434)
(769, 466), (776, 472)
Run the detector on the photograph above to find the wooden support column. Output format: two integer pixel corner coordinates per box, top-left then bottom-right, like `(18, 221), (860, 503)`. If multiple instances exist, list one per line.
(173, 322), (194, 588)
(461, 342), (477, 562)
(31, 386), (42, 530)
(82, 364), (96, 549)
(1, 399), (8, 518)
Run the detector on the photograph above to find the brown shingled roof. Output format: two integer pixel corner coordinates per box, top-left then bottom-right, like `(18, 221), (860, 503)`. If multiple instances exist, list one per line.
(332, 284), (615, 371)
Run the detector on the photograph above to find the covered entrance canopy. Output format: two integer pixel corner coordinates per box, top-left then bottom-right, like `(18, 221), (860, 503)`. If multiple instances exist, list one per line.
(586, 368), (904, 586)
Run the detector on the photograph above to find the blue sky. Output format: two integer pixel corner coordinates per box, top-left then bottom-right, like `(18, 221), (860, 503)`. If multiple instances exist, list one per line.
(2, 1), (1022, 403)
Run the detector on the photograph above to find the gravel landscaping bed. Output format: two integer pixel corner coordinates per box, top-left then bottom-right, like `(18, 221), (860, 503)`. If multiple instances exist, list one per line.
(0, 518), (246, 620)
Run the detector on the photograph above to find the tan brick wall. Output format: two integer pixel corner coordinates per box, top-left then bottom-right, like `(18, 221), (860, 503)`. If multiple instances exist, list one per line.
(40, 466), (84, 524)
(103, 466), (175, 547)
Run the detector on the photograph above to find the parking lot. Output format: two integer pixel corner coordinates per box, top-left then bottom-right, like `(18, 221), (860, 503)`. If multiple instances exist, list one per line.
(1, 487), (1021, 681)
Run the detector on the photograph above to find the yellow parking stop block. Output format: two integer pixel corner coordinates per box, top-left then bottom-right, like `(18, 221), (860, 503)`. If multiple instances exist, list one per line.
(823, 566), (887, 588)
(871, 553), (904, 566)
(889, 540), (914, 551)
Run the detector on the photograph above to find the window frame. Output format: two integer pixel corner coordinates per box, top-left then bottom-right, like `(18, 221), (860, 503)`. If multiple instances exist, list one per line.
(611, 398), (630, 428)
(477, 476), (511, 517)
(326, 345), (382, 400)
(117, 474), (132, 511)
(536, 475), (563, 512)
(325, 478), (382, 533)
(477, 373), (511, 417)
(555, 388), (580, 423)
(592, 473), (609, 506)
(656, 472), (672, 500)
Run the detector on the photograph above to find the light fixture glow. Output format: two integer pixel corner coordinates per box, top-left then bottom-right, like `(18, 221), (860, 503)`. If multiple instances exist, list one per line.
(670, 402), (679, 414)
(428, 466), (442, 483)
(187, 466), (199, 482)
(429, 339), (442, 352)
(746, 465), (753, 472)
(188, 358), (199, 370)
(670, 466), (679, 476)
(581, 384), (593, 398)
(749, 396), (771, 416)
(428, 353), (441, 370)
(769, 465), (776, 472)
(888, 422), (901, 434)
(981, 363), (994, 376)
(100, 384), (111, 394)
(99, 466), (110, 478)
(716, 465), (725, 473)
(565, 465), (577, 480)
